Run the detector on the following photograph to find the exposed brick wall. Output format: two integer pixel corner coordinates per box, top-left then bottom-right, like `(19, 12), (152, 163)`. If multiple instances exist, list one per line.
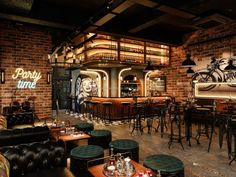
(155, 21), (236, 101)
(0, 21), (52, 119)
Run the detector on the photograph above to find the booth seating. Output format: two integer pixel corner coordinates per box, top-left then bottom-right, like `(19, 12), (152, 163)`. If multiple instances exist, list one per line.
(0, 126), (49, 147)
(143, 154), (184, 177)
(74, 122), (94, 133)
(5, 112), (35, 128)
(0, 139), (68, 177)
(88, 129), (112, 149)
(109, 139), (139, 162)
(70, 145), (104, 177)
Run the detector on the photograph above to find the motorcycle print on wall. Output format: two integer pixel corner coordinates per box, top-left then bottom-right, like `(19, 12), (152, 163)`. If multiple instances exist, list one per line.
(191, 57), (236, 91)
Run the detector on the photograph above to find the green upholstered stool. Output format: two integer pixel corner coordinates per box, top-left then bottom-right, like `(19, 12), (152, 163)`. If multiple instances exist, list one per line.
(74, 122), (94, 133)
(143, 154), (184, 177)
(70, 145), (104, 177)
(109, 139), (139, 162)
(88, 129), (112, 149)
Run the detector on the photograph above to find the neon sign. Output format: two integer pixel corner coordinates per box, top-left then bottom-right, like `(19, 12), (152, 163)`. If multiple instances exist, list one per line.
(12, 68), (42, 89)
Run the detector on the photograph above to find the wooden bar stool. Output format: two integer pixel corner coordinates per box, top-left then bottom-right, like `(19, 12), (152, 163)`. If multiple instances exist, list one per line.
(102, 102), (113, 124)
(121, 102), (131, 123)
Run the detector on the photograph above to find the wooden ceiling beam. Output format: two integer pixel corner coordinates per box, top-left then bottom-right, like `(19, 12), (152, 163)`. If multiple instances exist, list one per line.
(128, 14), (170, 33)
(112, 0), (134, 14)
(157, 5), (196, 19)
(128, 0), (158, 8)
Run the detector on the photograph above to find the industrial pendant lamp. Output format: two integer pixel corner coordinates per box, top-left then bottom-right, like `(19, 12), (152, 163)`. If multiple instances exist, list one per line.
(186, 67), (194, 74)
(182, 54), (196, 67)
(144, 61), (154, 71)
(224, 59), (236, 70)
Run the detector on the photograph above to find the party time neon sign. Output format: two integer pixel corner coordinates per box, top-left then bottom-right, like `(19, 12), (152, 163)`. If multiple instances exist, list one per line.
(12, 68), (42, 89)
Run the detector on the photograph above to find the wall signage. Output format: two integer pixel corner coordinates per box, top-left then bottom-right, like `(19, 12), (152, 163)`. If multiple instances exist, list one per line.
(12, 68), (42, 89)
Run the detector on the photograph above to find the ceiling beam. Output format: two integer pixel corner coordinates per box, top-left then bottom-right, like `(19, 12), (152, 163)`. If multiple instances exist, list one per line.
(112, 0), (134, 14)
(157, 5), (196, 19)
(94, 13), (116, 26)
(128, 0), (158, 8)
(0, 12), (74, 30)
(128, 14), (170, 33)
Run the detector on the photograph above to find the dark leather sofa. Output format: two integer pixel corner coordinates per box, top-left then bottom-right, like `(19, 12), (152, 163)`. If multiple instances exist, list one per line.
(5, 112), (35, 128)
(0, 140), (74, 177)
(0, 126), (49, 147)
(0, 126), (75, 177)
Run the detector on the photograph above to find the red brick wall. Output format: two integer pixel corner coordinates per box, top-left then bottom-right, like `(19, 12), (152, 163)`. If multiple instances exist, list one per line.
(157, 21), (236, 101)
(0, 21), (52, 119)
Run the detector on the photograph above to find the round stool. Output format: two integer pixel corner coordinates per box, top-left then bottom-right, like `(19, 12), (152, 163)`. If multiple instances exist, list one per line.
(143, 154), (184, 177)
(109, 139), (139, 162)
(102, 102), (113, 124)
(70, 145), (104, 177)
(88, 129), (112, 149)
(74, 122), (94, 133)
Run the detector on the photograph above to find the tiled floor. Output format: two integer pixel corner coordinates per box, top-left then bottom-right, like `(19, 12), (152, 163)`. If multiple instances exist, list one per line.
(44, 110), (236, 177)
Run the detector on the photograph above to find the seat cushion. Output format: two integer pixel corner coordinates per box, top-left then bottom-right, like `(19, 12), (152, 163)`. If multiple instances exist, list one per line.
(109, 139), (138, 150)
(70, 145), (104, 159)
(143, 154), (184, 173)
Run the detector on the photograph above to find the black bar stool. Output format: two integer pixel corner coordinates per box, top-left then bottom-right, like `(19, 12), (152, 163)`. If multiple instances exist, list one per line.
(102, 102), (113, 124)
(84, 100), (92, 120)
(131, 103), (143, 135)
(168, 103), (184, 150)
(91, 101), (101, 121)
(121, 102), (131, 123)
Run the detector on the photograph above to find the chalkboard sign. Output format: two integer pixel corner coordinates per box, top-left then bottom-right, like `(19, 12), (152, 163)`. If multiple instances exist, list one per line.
(149, 76), (166, 93)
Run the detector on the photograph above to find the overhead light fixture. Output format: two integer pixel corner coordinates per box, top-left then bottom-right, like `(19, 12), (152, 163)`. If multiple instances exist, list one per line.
(224, 59), (236, 70)
(182, 54), (196, 67)
(144, 61), (154, 71)
(0, 69), (5, 84)
(187, 67), (194, 74)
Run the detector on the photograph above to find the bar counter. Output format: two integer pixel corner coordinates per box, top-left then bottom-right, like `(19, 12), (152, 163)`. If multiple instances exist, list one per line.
(90, 96), (171, 120)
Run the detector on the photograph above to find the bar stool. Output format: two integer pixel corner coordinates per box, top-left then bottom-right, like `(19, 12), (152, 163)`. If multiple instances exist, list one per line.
(91, 101), (101, 121)
(84, 100), (92, 120)
(102, 102), (113, 124)
(131, 103), (143, 135)
(121, 102), (131, 123)
(168, 103), (184, 150)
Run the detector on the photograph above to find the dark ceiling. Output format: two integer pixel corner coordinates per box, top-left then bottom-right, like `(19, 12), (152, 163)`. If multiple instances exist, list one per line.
(0, 0), (235, 48)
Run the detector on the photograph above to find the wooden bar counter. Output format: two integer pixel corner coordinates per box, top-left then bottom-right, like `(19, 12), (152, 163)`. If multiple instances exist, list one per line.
(90, 96), (171, 120)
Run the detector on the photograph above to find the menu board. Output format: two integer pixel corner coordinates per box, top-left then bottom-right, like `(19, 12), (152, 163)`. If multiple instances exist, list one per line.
(149, 76), (166, 95)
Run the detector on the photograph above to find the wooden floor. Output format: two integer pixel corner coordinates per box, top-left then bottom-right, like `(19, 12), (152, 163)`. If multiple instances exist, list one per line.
(44, 110), (236, 177)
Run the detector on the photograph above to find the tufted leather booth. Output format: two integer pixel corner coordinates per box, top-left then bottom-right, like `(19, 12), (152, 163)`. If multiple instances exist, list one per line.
(0, 139), (69, 177)
(6, 112), (35, 128)
(0, 126), (50, 147)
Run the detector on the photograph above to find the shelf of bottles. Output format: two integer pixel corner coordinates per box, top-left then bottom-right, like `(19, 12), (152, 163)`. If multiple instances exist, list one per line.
(74, 33), (170, 65)
(84, 34), (118, 61)
(120, 38), (145, 64)
(146, 42), (170, 65)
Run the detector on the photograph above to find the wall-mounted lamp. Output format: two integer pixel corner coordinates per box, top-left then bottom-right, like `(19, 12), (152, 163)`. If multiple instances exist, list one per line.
(103, 75), (106, 80)
(47, 72), (51, 84)
(182, 54), (196, 67)
(0, 69), (5, 84)
(133, 75), (137, 81)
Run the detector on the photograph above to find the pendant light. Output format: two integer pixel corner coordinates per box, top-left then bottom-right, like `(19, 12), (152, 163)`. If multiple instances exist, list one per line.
(224, 59), (236, 70)
(182, 54), (196, 67)
(144, 61), (154, 71)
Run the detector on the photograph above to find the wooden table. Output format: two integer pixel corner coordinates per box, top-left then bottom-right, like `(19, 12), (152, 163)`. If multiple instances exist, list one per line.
(51, 131), (90, 142)
(88, 160), (149, 177)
